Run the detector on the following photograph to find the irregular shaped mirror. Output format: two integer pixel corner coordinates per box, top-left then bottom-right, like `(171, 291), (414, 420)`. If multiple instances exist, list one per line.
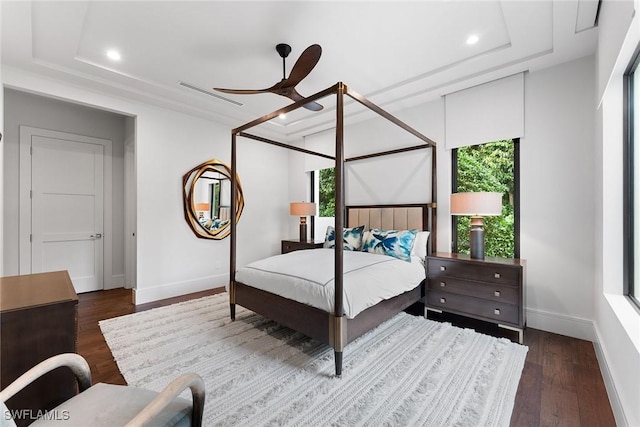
(182, 159), (244, 239)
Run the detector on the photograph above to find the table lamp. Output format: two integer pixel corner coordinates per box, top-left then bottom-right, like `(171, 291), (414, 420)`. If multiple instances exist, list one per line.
(194, 203), (210, 219)
(290, 202), (316, 242)
(450, 192), (502, 259)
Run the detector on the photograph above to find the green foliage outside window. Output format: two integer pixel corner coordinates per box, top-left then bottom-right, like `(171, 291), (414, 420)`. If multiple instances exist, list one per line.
(319, 167), (335, 217)
(455, 140), (515, 258)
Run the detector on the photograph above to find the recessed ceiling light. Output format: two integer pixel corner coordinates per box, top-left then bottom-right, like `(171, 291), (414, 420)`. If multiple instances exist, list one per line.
(106, 49), (121, 61)
(279, 113), (287, 119)
(466, 35), (479, 45)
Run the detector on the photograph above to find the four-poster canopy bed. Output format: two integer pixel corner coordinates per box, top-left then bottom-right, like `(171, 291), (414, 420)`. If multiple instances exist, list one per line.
(229, 82), (438, 376)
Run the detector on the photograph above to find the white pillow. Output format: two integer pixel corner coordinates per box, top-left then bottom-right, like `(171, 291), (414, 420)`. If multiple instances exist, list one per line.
(410, 231), (430, 259)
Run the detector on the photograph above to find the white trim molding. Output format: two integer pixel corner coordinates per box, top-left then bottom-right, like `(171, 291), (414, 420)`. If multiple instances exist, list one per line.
(525, 307), (596, 342)
(132, 273), (229, 305)
(593, 323), (630, 427)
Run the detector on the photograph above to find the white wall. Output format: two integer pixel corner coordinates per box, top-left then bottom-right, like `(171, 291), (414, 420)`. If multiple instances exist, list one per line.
(594, 0), (640, 425)
(2, 66), (289, 304)
(3, 89), (127, 289)
(521, 56), (597, 339)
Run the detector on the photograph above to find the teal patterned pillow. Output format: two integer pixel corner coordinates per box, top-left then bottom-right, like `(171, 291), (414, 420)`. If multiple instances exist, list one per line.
(323, 225), (365, 251)
(362, 229), (419, 262)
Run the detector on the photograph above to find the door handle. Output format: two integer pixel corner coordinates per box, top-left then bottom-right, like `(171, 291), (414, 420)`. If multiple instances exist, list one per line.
(91, 233), (103, 239)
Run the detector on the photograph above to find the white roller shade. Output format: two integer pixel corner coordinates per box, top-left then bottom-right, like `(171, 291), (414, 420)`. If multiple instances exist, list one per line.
(445, 73), (524, 149)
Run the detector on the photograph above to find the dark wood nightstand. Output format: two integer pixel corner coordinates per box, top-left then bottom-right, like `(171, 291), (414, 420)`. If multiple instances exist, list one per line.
(281, 239), (324, 254)
(425, 252), (526, 343)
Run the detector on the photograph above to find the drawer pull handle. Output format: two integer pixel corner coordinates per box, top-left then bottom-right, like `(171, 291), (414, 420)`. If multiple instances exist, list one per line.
(494, 290), (501, 297)
(494, 308), (501, 315)
(494, 272), (501, 279)
(440, 297), (446, 304)
(440, 282), (446, 287)
(440, 266), (446, 271)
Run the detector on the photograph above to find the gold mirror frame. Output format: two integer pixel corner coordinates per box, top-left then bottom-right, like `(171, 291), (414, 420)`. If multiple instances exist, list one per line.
(182, 159), (244, 240)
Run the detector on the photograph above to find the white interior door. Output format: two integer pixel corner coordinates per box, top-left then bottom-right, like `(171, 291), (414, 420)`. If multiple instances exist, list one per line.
(31, 135), (105, 293)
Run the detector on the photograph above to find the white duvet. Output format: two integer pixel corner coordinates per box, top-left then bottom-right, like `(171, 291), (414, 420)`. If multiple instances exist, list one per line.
(234, 248), (425, 319)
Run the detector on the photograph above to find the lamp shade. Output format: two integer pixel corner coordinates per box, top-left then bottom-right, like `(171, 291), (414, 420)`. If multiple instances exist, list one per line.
(290, 202), (316, 216)
(450, 192), (502, 216)
(194, 203), (210, 212)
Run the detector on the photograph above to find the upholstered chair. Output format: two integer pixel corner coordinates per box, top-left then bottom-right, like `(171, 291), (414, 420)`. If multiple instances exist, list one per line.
(0, 353), (205, 426)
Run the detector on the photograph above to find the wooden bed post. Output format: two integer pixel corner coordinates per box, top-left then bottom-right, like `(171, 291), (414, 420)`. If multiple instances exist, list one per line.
(230, 132), (237, 321)
(333, 82), (346, 377)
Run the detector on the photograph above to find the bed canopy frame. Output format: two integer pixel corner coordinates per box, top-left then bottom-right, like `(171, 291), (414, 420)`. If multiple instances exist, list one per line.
(229, 82), (437, 376)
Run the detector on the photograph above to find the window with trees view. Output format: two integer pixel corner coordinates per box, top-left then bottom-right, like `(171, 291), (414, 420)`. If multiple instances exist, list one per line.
(318, 167), (335, 217)
(624, 48), (640, 307)
(452, 139), (520, 258)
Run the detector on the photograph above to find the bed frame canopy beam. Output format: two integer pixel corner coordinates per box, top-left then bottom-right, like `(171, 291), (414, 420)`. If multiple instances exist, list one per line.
(344, 86), (437, 147)
(237, 132), (335, 161)
(238, 131), (433, 164)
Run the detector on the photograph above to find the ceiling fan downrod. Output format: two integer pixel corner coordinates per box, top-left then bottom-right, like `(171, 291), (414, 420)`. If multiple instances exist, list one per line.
(276, 43), (292, 80)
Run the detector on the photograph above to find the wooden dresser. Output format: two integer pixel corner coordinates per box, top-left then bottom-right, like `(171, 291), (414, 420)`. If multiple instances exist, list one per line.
(425, 252), (526, 343)
(0, 270), (78, 426)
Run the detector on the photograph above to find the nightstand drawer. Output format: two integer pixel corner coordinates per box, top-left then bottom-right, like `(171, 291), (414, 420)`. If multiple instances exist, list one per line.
(281, 240), (323, 254)
(427, 290), (520, 325)
(427, 277), (519, 304)
(427, 258), (520, 285)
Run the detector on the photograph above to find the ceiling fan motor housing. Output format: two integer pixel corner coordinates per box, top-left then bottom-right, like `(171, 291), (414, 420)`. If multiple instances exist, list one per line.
(276, 43), (292, 58)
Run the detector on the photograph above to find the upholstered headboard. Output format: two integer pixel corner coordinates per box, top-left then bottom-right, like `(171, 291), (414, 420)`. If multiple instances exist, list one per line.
(346, 204), (429, 231)
(345, 203), (436, 253)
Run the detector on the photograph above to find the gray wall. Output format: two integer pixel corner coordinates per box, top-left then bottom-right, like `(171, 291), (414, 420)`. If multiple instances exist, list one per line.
(3, 88), (127, 286)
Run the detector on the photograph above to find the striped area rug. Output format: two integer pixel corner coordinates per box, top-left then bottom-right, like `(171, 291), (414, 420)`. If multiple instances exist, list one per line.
(99, 293), (527, 426)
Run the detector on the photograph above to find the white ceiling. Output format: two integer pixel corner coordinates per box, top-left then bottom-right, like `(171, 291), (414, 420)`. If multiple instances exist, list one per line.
(1, 1), (599, 142)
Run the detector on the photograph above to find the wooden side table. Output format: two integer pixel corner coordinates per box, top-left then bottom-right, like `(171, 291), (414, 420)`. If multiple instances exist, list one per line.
(425, 252), (526, 343)
(281, 240), (324, 254)
(0, 270), (78, 426)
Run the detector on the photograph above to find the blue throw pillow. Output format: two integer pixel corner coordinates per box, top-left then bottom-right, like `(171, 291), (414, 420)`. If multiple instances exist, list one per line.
(323, 225), (365, 251)
(362, 229), (418, 262)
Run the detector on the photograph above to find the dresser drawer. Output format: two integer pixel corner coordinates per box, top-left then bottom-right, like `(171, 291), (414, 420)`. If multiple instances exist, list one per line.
(427, 290), (520, 325)
(427, 277), (519, 304)
(427, 258), (520, 285)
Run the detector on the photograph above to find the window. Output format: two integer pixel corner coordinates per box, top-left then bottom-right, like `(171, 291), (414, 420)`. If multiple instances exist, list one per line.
(318, 167), (335, 217)
(309, 167), (335, 241)
(624, 48), (640, 308)
(452, 139), (520, 258)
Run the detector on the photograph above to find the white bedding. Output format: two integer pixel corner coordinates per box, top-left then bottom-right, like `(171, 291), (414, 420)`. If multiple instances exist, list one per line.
(233, 248), (425, 319)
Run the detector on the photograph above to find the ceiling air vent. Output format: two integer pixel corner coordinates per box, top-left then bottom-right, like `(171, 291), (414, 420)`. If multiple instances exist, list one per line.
(177, 81), (243, 106)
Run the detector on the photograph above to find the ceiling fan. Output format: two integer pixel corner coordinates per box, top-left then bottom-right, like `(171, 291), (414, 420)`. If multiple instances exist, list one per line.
(214, 43), (323, 111)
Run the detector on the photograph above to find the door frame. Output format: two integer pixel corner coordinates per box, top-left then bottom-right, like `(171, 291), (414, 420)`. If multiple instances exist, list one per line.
(19, 126), (113, 288)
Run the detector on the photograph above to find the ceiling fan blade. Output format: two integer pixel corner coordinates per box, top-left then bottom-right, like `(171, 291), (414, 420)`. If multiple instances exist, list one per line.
(213, 87), (272, 95)
(287, 87), (324, 111)
(214, 78), (287, 95)
(282, 44), (322, 88)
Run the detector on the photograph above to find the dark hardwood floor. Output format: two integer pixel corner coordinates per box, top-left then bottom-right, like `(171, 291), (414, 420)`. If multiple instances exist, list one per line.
(77, 288), (616, 427)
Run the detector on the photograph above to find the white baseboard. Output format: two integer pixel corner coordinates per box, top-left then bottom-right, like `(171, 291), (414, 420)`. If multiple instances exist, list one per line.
(525, 307), (596, 341)
(132, 274), (228, 305)
(593, 324), (629, 427)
